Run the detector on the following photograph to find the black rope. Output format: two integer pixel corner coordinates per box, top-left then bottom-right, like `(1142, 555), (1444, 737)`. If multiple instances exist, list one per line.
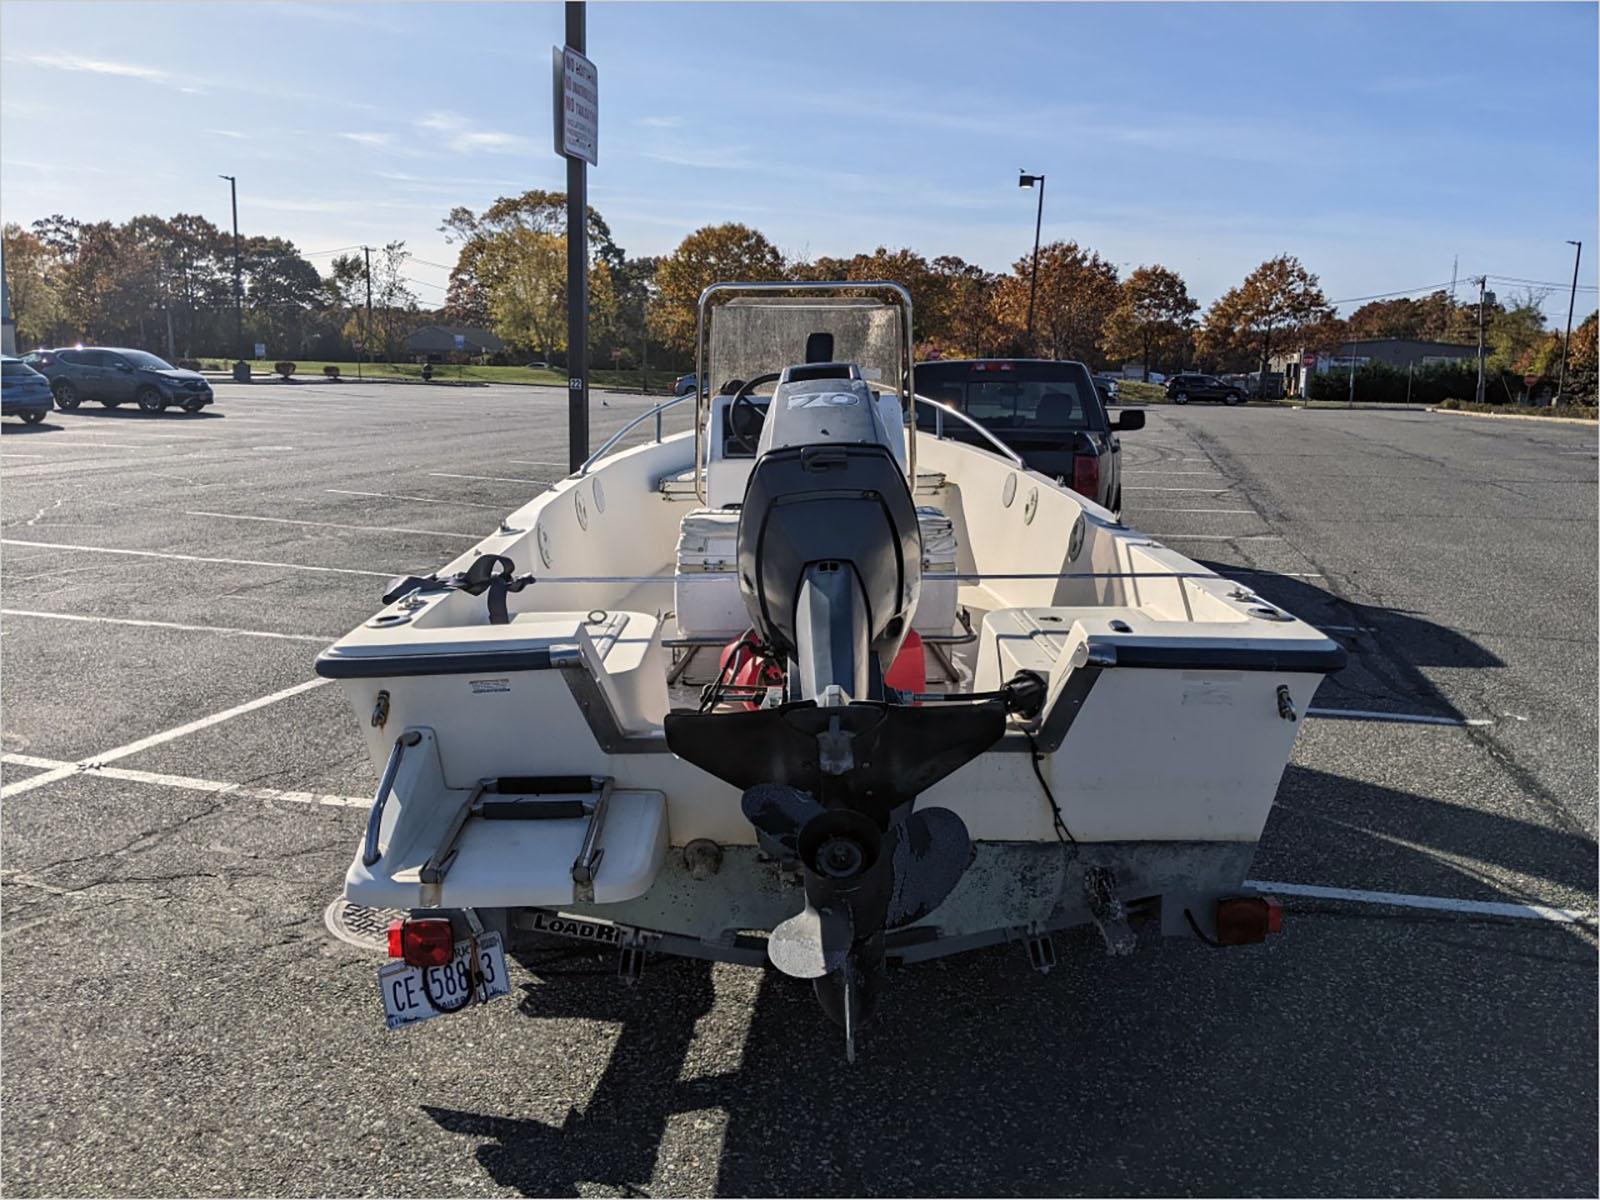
(1026, 732), (1077, 848)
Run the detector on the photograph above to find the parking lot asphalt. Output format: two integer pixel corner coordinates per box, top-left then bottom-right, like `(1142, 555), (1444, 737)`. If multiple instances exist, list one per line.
(2, 383), (1595, 1197)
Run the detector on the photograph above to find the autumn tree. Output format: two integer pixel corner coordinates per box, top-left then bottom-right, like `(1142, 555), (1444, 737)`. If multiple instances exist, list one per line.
(2, 224), (62, 350)
(651, 223), (784, 354)
(928, 255), (1000, 358)
(992, 241), (1120, 364)
(1201, 255), (1333, 392)
(1563, 312), (1597, 401)
(1100, 264), (1199, 379)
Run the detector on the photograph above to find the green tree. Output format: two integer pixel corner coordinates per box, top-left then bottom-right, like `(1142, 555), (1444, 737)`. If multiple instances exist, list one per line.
(1100, 264), (1199, 379)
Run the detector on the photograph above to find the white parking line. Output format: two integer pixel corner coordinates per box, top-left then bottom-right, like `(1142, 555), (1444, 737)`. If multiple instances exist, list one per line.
(1144, 533), (1283, 541)
(1306, 706), (1492, 727)
(327, 488), (502, 510)
(1, 609), (333, 644)
(1134, 507), (1255, 514)
(185, 511), (478, 540)
(1246, 879), (1592, 925)
(1123, 486), (1233, 494)
(0, 678), (331, 798)
(428, 471), (551, 484)
(0, 538), (393, 578)
(1218, 567), (1326, 579)
(0, 753), (366, 809)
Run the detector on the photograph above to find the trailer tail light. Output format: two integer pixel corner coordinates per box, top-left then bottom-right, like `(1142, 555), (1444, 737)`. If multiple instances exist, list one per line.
(1215, 895), (1282, 945)
(391, 917), (454, 966)
(1072, 454), (1100, 501)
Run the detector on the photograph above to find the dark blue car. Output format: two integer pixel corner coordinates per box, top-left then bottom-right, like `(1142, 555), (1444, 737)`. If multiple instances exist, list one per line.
(25, 347), (215, 413)
(2, 356), (55, 424)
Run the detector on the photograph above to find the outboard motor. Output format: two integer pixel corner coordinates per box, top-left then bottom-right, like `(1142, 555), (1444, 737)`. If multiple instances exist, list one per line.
(737, 363), (920, 705)
(664, 358), (1008, 1059)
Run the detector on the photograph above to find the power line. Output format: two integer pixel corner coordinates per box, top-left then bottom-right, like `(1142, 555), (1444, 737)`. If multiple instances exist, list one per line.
(298, 245), (365, 259)
(1486, 273), (1598, 292)
(407, 256), (456, 271)
(1327, 281), (1456, 306)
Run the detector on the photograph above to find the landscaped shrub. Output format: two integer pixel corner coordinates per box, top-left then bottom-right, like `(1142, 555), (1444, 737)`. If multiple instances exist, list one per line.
(323, 365), (340, 380)
(176, 359), (201, 371)
(1307, 361), (1490, 405)
(274, 361), (297, 380)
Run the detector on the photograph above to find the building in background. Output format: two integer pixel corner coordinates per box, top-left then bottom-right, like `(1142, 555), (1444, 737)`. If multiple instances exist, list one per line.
(1271, 339), (1476, 397)
(403, 325), (505, 361)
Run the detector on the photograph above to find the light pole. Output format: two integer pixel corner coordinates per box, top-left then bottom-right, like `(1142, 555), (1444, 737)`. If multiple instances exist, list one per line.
(1556, 239), (1582, 405)
(218, 174), (244, 378)
(1019, 171), (1045, 355)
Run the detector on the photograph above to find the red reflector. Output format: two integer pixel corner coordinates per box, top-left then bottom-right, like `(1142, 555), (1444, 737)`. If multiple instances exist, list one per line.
(386, 919), (403, 959)
(1215, 895), (1281, 945)
(1072, 454), (1100, 500)
(400, 918), (455, 967)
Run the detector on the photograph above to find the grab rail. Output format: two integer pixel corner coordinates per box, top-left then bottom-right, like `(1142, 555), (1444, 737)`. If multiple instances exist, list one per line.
(576, 392), (690, 477)
(363, 730), (421, 866)
(911, 393), (1026, 467)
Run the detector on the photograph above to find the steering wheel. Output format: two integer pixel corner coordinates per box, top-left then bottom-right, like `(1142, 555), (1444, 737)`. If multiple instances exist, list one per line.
(727, 371), (781, 456)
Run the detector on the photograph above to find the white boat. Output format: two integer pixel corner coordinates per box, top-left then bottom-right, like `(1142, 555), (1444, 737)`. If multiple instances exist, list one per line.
(319, 282), (1344, 1052)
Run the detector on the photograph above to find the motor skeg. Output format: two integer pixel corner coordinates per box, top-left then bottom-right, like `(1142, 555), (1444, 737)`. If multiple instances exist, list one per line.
(736, 363), (920, 703)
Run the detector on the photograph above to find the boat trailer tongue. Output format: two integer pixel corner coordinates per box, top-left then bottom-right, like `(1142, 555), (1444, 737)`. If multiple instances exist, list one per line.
(665, 701), (1005, 1061)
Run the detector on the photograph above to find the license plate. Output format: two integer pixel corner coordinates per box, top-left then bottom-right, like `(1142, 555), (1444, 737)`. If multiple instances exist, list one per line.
(377, 931), (510, 1030)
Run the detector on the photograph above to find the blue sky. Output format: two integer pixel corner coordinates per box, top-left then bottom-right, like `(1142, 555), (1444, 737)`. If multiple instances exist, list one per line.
(2, 1), (1596, 321)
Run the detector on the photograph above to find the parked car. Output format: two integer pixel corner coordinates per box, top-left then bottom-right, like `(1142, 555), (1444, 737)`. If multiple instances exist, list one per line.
(2, 356), (55, 424)
(914, 358), (1144, 515)
(1092, 373), (1121, 405)
(674, 372), (698, 397)
(1165, 372), (1245, 406)
(24, 347), (215, 413)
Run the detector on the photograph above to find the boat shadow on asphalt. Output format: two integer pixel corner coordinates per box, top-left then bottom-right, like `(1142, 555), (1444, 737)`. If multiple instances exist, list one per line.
(1195, 561), (1504, 724)
(422, 769), (1596, 1196)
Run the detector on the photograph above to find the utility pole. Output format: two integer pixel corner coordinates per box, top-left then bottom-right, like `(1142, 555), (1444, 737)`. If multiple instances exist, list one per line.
(363, 245), (373, 382)
(1347, 340), (1357, 407)
(1556, 240), (1582, 405)
(219, 174), (244, 378)
(1475, 275), (1489, 407)
(1019, 171), (1045, 355)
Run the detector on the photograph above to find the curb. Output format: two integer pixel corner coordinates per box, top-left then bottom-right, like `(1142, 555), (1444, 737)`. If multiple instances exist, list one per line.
(1425, 406), (1597, 425)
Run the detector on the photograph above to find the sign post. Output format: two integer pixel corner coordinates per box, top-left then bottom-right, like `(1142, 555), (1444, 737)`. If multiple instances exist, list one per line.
(554, 3), (597, 473)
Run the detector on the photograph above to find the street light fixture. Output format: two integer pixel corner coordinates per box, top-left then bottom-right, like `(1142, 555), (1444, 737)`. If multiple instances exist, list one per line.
(218, 174), (245, 380)
(1019, 170), (1045, 355)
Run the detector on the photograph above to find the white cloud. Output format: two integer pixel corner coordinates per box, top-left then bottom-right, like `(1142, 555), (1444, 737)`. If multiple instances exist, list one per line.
(636, 115), (683, 129)
(415, 111), (532, 155)
(339, 132), (393, 147)
(23, 53), (170, 82)
(642, 145), (751, 170)
(204, 129), (247, 140)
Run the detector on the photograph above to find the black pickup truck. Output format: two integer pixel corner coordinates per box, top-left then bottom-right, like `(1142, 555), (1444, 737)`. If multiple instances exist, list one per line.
(913, 358), (1144, 516)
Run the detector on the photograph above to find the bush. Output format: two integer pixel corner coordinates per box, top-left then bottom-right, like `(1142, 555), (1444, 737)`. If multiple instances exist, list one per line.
(274, 361), (297, 380)
(323, 365), (340, 380)
(176, 358), (201, 371)
(1306, 361), (1490, 405)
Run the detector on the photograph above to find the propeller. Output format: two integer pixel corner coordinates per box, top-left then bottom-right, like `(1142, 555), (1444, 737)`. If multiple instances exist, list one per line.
(744, 783), (975, 981)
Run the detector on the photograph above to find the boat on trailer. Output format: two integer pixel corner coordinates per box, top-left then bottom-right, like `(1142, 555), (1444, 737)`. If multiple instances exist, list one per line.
(318, 282), (1345, 1056)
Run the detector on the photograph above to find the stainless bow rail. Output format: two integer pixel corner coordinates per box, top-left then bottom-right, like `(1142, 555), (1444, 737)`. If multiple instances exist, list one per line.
(576, 392), (691, 477)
